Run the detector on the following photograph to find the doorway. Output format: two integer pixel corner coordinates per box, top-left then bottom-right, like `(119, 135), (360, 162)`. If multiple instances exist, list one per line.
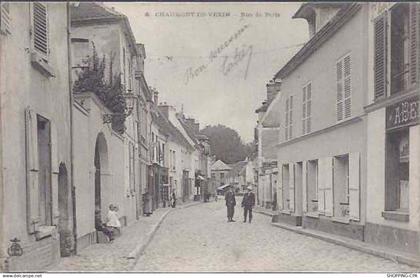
(94, 133), (108, 236)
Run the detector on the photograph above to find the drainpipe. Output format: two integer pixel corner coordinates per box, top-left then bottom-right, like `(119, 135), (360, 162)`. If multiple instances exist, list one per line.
(67, 2), (78, 255)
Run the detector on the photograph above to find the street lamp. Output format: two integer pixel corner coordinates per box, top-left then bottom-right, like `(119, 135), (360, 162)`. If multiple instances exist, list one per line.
(103, 92), (137, 124)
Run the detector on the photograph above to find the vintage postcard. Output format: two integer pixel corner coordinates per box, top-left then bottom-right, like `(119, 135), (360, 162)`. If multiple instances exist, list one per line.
(0, 1), (419, 275)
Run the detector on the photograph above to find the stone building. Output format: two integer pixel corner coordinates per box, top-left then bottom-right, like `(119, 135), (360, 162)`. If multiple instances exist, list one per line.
(273, 3), (368, 237)
(70, 2), (145, 248)
(0, 2), (74, 271)
(255, 80), (281, 208)
(365, 2), (420, 258)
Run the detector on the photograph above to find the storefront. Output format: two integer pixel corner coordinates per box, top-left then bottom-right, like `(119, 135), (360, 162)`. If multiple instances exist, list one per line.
(365, 94), (420, 256)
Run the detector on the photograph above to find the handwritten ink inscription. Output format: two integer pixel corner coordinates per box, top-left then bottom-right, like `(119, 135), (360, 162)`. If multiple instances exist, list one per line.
(386, 95), (419, 130)
(184, 24), (250, 85)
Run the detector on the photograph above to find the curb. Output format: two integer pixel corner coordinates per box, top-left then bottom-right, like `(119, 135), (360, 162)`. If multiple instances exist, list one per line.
(269, 222), (420, 268)
(126, 201), (203, 270)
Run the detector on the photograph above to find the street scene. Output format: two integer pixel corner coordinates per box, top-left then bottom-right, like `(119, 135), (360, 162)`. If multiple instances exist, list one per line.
(0, 1), (419, 274)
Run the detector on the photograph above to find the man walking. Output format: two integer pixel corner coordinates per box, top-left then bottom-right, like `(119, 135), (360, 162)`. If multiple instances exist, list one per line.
(242, 186), (255, 223)
(225, 185), (236, 222)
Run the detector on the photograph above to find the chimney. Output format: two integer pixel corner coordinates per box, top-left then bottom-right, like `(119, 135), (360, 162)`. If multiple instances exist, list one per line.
(266, 79), (281, 105)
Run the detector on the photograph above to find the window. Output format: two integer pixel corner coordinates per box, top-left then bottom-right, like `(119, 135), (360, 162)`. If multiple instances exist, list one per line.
(123, 47), (126, 87)
(302, 83), (312, 134)
(0, 2), (11, 35)
(129, 142), (135, 193)
(385, 130), (409, 214)
(282, 164), (290, 210)
(307, 160), (318, 213)
(285, 95), (293, 140)
(173, 150), (176, 170)
(333, 154), (350, 218)
(336, 54), (351, 121)
(220, 172), (225, 180)
(33, 2), (49, 58)
(211, 173), (216, 179)
(374, 3), (419, 99)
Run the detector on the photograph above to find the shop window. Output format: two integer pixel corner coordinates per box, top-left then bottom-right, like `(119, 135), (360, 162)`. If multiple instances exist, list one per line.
(37, 115), (52, 226)
(282, 164), (290, 210)
(307, 160), (318, 213)
(333, 154), (349, 218)
(385, 130), (410, 214)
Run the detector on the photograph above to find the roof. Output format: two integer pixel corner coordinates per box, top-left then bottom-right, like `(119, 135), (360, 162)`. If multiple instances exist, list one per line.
(274, 3), (361, 80)
(211, 160), (232, 171)
(293, 3), (345, 19)
(177, 114), (199, 146)
(71, 2), (139, 56)
(154, 109), (194, 151)
(228, 161), (248, 177)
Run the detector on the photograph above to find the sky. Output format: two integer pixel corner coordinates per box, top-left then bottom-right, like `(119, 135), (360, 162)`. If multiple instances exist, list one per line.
(107, 2), (308, 143)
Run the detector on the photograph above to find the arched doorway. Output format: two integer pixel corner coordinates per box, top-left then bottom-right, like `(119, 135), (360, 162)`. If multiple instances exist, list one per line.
(58, 163), (72, 257)
(94, 133), (108, 237)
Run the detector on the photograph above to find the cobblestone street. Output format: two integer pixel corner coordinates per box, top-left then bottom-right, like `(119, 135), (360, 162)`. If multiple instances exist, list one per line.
(134, 199), (418, 272)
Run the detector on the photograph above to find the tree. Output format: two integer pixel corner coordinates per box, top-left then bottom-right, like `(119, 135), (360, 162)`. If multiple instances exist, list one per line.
(200, 124), (253, 164)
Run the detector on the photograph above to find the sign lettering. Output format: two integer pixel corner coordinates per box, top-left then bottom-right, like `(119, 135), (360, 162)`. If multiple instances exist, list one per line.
(386, 95), (420, 130)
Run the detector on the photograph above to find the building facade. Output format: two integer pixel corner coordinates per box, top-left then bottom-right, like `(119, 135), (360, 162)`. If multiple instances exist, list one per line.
(365, 2), (420, 256)
(0, 2), (74, 271)
(273, 3), (368, 237)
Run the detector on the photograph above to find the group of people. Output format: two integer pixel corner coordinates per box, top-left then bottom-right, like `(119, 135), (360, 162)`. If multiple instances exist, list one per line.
(95, 204), (121, 243)
(224, 185), (255, 223)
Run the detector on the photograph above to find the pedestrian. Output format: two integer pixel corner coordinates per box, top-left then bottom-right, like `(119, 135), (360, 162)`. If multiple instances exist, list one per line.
(214, 190), (218, 202)
(225, 185), (236, 222)
(241, 186), (255, 223)
(171, 191), (177, 208)
(105, 204), (121, 242)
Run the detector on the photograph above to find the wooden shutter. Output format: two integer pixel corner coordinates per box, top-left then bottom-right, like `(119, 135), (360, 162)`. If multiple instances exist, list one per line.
(33, 2), (48, 56)
(307, 84), (311, 133)
(318, 159), (325, 214)
(289, 163), (295, 212)
(25, 108), (40, 233)
(302, 161), (308, 213)
(302, 87), (306, 135)
(409, 3), (419, 85)
(285, 98), (289, 140)
(344, 55), (352, 118)
(289, 96), (293, 139)
(336, 61), (344, 121)
(0, 2), (11, 35)
(349, 152), (360, 221)
(277, 167), (283, 210)
(324, 157), (333, 216)
(374, 13), (388, 99)
(50, 120), (60, 225)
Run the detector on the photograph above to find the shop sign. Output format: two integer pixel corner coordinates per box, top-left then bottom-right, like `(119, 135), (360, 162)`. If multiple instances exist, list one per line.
(386, 95), (419, 130)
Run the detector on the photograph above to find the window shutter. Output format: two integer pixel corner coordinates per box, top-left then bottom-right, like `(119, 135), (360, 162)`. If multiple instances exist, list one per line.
(349, 152), (360, 221)
(409, 3), (419, 85)
(344, 55), (352, 118)
(336, 61), (344, 121)
(25, 108), (40, 233)
(374, 13), (388, 99)
(33, 2), (48, 56)
(302, 161), (308, 213)
(302, 87), (306, 135)
(0, 2), (11, 35)
(307, 84), (311, 133)
(285, 99), (289, 140)
(277, 167), (283, 210)
(317, 159), (325, 214)
(324, 157), (333, 217)
(289, 96), (293, 139)
(50, 120), (59, 225)
(289, 163), (295, 212)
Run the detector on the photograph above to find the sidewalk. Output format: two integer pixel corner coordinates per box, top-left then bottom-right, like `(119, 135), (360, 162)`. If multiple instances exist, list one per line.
(254, 208), (420, 268)
(48, 201), (200, 272)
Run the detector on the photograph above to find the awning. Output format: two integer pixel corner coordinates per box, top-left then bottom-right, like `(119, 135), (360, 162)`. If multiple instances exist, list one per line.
(197, 175), (206, 181)
(217, 184), (230, 190)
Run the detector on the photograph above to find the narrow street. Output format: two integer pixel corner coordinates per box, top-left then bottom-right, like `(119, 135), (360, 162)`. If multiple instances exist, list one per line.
(134, 199), (418, 272)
